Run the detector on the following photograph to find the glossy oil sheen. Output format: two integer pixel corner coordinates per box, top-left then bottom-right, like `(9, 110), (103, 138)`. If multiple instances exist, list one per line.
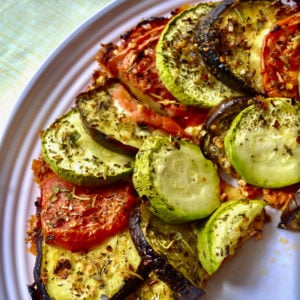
(0, 1), (299, 299)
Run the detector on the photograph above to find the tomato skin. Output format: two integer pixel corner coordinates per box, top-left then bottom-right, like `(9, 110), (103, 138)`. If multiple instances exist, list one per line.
(118, 30), (178, 104)
(109, 82), (187, 136)
(173, 106), (208, 129)
(97, 13), (207, 124)
(40, 174), (138, 252)
(261, 13), (300, 99)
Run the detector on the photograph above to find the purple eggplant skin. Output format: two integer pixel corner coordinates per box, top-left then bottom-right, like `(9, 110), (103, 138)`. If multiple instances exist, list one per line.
(154, 265), (206, 300)
(279, 188), (300, 231)
(29, 230), (150, 300)
(200, 96), (255, 175)
(128, 202), (206, 299)
(197, 0), (299, 95)
(80, 113), (138, 156)
(27, 283), (44, 300)
(76, 84), (139, 156)
(197, 0), (257, 94)
(28, 231), (51, 300)
(110, 252), (154, 300)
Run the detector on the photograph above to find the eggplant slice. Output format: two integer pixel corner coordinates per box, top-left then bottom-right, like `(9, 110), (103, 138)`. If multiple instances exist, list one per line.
(197, 0), (299, 94)
(156, 1), (243, 107)
(30, 233), (185, 300)
(200, 96), (255, 175)
(129, 202), (207, 299)
(76, 80), (155, 155)
(32, 229), (148, 300)
(279, 188), (300, 231)
(31, 202), (206, 300)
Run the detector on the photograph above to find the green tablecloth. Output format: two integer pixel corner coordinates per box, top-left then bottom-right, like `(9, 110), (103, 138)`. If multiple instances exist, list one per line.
(0, 0), (114, 142)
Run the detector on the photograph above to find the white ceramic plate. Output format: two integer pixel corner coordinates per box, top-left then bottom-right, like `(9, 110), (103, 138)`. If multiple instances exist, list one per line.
(0, 1), (299, 299)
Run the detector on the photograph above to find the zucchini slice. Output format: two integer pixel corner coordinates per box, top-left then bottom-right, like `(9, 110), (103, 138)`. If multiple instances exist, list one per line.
(198, 0), (299, 94)
(98, 17), (178, 116)
(133, 136), (220, 223)
(197, 199), (267, 275)
(42, 109), (134, 186)
(156, 2), (243, 107)
(224, 98), (300, 188)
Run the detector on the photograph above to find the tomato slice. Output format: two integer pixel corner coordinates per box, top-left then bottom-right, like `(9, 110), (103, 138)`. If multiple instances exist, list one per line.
(40, 173), (138, 252)
(97, 14), (208, 123)
(99, 22), (167, 78)
(173, 106), (208, 129)
(261, 13), (300, 99)
(109, 82), (187, 137)
(117, 29), (179, 103)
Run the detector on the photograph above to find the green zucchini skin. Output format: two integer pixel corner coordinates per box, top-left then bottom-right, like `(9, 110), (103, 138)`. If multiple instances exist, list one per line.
(128, 203), (206, 299)
(224, 98), (300, 188)
(156, 1), (243, 107)
(197, 0), (299, 94)
(41, 108), (134, 187)
(133, 136), (220, 223)
(196, 199), (267, 275)
(31, 203), (206, 300)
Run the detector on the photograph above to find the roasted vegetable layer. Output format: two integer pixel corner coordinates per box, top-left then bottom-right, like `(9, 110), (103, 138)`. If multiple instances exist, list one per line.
(28, 1), (300, 299)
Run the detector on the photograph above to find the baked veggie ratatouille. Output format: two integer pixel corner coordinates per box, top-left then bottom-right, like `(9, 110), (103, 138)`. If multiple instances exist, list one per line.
(27, 1), (300, 299)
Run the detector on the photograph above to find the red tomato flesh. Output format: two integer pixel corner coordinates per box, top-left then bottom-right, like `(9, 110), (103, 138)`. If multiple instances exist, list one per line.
(109, 82), (187, 136)
(40, 174), (138, 252)
(261, 13), (300, 99)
